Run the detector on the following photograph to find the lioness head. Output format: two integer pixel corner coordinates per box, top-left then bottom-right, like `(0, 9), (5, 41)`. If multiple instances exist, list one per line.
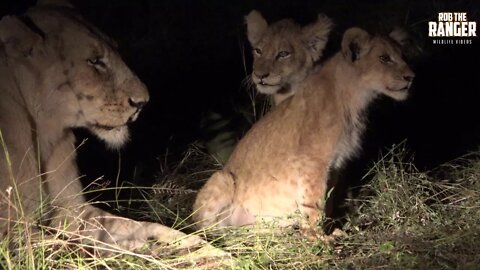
(245, 10), (333, 96)
(341, 27), (415, 100)
(0, 5), (149, 148)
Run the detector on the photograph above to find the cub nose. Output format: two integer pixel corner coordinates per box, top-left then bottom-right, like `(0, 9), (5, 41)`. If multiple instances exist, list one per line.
(254, 72), (270, 80)
(128, 97), (147, 110)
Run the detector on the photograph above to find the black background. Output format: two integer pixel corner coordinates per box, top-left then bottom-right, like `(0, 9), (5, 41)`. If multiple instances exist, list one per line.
(1, 0), (479, 207)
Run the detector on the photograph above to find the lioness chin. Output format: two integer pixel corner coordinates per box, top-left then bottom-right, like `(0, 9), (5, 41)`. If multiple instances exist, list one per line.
(193, 27), (414, 240)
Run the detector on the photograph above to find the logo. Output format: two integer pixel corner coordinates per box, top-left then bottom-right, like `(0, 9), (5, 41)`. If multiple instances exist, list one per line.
(429, 12), (476, 44)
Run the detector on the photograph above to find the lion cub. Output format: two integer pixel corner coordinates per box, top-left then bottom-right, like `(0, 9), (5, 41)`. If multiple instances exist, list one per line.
(245, 10), (333, 105)
(193, 27), (414, 238)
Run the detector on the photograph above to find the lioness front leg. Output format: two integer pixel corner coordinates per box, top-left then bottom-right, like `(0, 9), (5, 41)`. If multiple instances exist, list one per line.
(78, 205), (222, 255)
(44, 136), (226, 257)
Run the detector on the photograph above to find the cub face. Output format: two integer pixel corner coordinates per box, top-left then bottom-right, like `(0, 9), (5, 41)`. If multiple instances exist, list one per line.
(245, 10), (333, 96)
(341, 27), (415, 100)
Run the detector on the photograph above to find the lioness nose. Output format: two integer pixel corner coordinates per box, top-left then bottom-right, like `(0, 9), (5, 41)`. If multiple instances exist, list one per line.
(128, 97), (147, 109)
(403, 75), (414, 82)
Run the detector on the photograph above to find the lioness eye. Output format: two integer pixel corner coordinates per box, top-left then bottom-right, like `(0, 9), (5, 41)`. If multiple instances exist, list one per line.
(87, 57), (99, 65)
(87, 56), (105, 66)
(87, 56), (106, 67)
(379, 54), (392, 63)
(254, 48), (262, 56)
(277, 51), (290, 59)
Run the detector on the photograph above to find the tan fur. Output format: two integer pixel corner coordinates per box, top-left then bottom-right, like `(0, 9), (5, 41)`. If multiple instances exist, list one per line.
(193, 27), (414, 238)
(0, 2), (218, 254)
(245, 10), (333, 105)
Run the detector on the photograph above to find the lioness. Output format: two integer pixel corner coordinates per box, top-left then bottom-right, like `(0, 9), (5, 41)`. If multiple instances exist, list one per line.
(193, 27), (414, 238)
(245, 10), (333, 105)
(0, 1), (218, 254)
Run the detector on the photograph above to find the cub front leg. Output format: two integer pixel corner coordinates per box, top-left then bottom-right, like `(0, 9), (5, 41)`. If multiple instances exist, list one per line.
(296, 159), (329, 240)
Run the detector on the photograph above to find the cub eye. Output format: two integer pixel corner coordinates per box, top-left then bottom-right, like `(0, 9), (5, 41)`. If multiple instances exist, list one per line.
(379, 54), (392, 63)
(253, 48), (262, 56)
(277, 51), (291, 59)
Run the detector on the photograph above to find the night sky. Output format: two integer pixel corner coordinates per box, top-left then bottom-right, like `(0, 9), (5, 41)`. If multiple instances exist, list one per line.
(1, 0), (479, 205)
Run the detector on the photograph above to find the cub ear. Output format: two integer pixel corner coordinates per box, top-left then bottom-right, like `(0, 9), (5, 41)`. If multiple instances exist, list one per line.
(0, 16), (45, 58)
(245, 10), (268, 46)
(302, 14), (334, 61)
(341, 27), (371, 62)
(36, 0), (74, 8)
(389, 27), (409, 47)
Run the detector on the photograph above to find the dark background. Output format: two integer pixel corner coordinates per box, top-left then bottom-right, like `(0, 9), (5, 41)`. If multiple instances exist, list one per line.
(1, 1), (479, 211)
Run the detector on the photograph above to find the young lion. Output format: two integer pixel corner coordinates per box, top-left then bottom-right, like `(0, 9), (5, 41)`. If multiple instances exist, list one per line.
(245, 10), (333, 105)
(0, 1), (223, 256)
(200, 11), (332, 164)
(193, 27), (414, 238)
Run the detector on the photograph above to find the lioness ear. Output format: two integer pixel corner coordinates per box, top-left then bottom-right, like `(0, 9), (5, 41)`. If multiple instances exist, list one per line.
(0, 16), (44, 59)
(389, 27), (409, 47)
(36, 0), (74, 8)
(245, 10), (268, 46)
(341, 27), (370, 62)
(302, 14), (333, 61)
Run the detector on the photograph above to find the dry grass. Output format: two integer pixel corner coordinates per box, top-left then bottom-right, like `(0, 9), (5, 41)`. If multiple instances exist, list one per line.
(2, 144), (479, 269)
(148, 144), (480, 269)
